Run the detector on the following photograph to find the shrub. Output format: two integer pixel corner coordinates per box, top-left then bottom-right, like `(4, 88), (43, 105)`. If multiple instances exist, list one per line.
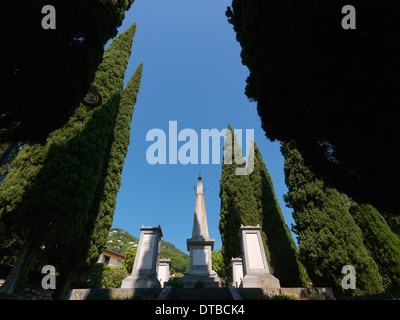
(166, 277), (184, 288)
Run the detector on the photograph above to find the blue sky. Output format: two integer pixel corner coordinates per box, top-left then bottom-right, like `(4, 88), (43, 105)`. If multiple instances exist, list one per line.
(110, 0), (297, 254)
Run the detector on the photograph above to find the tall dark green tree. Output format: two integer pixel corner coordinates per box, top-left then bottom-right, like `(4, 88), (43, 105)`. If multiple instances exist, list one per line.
(1, 0), (135, 145)
(281, 141), (383, 297)
(219, 126), (268, 268)
(0, 23), (137, 296)
(349, 203), (400, 291)
(247, 141), (310, 287)
(51, 61), (143, 299)
(225, 1), (400, 216)
(381, 212), (400, 240)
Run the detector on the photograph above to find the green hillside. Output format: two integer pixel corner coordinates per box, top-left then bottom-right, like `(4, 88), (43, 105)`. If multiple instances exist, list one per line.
(159, 240), (189, 275)
(105, 228), (189, 275)
(105, 228), (138, 255)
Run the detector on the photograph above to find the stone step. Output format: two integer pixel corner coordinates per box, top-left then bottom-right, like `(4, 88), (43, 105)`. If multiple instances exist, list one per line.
(166, 287), (233, 300)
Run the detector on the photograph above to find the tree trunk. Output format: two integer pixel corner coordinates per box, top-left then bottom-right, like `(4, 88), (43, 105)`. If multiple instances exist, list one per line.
(0, 240), (40, 295)
(52, 269), (76, 300)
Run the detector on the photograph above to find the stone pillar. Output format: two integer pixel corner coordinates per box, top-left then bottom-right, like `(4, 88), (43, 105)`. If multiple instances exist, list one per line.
(158, 258), (171, 288)
(230, 257), (243, 288)
(121, 225), (163, 288)
(239, 225), (280, 288)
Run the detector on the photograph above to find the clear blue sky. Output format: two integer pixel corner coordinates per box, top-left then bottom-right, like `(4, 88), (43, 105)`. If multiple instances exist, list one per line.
(110, 0), (297, 254)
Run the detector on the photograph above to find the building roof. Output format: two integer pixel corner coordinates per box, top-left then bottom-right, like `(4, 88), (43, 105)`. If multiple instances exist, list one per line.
(101, 248), (126, 260)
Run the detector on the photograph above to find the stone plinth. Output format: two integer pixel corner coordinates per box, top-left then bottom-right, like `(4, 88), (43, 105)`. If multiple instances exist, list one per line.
(121, 225), (163, 289)
(239, 225), (280, 289)
(230, 257), (243, 288)
(183, 238), (220, 288)
(158, 259), (171, 288)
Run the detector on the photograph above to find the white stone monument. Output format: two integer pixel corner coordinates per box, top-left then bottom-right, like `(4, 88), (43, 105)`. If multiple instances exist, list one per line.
(239, 224), (280, 288)
(158, 258), (171, 288)
(230, 257), (243, 288)
(121, 225), (163, 288)
(183, 175), (220, 287)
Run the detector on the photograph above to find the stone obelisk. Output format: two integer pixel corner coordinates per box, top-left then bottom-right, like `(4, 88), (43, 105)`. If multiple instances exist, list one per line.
(184, 175), (220, 287)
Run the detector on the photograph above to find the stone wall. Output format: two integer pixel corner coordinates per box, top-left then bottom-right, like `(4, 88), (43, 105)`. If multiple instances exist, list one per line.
(0, 280), (54, 300)
(68, 287), (162, 300)
(238, 287), (335, 300)
(0, 264), (55, 300)
(22, 286), (54, 300)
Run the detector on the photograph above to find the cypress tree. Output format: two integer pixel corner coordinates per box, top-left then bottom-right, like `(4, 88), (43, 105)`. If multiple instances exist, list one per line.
(349, 203), (400, 291)
(51, 62), (143, 299)
(225, 1), (400, 217)
(380, 212), (400, 240)
(281, 141), (383, 297)
(248, 141), (310, 287)
(218, 126), (267, 268)
(2, 0), (135, 144)
(0, 23), (137, 295)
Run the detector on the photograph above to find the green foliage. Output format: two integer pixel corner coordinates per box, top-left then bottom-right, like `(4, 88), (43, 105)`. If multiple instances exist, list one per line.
(219, 125), (261, 268)
(248, 141), (310, 287)
(81, 263), (128, 289)
(281, 141), (384, 298)
(349, 203), (400, 291)
(219, 128), (309, 287)
(1, 0), (134, 144)
(123, 248), (137, 274)
(79, 60), (143, 271)
(0, 23), (140, 298)
(211, 249), (226, 279)
(49, 24), (140, 300)
(75, 262), (104, 289)
(101, 265), (128, 288)
(76, 263), (128, 289)
(166, 277), (184, 288)
(160, 242), (189, 275)
(226, 1), (399, 216)
(106, 228), (138, 255)
(380, 212), (400, 240)
(194, 279), (206, 288)
(212, 249), (232, 287)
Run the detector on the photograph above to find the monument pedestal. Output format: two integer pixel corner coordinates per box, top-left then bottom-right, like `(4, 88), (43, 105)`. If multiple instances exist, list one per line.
(230, 257), (243, 288)
(241, 274), (280, 288)
(239, 225), (280, 289)
(183, 238), (221, 288)
(121, 275), (161, 289)
(121, 225), (163, 289)
(183, 272), (221, 288)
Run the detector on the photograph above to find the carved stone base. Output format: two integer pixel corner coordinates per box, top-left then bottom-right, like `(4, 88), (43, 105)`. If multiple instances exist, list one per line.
(240, 274), (281, 289)
(121, 275), (161, 289)
(183, 271), (221, 288)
